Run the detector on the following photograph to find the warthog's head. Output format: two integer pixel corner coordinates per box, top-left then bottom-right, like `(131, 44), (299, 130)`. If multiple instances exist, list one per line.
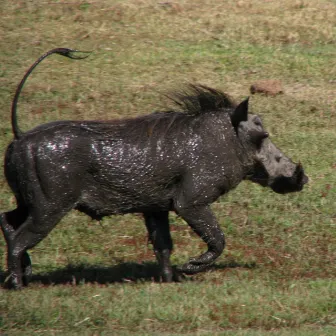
(232, 99), (308, 194)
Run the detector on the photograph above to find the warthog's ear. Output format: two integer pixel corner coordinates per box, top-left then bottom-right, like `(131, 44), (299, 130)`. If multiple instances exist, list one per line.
(230, 98), (249, 129)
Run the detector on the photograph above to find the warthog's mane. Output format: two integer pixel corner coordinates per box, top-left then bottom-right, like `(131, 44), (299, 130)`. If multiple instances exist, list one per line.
(78, 84), (236, 137)
(164, 84), (236, 116)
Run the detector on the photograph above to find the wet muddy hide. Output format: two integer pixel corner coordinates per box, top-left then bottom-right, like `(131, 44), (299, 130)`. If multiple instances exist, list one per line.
(0, 48), (308, 289)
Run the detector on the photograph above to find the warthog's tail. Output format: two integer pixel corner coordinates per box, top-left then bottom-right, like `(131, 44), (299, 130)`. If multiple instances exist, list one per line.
(11, 48), (91, 139)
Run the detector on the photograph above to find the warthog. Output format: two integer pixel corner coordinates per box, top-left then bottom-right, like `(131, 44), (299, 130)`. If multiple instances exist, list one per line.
(0, 48), (308, 289)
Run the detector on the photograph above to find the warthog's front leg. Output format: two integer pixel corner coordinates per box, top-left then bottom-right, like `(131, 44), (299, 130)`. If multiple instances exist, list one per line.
(144, 211), (174, 282)
(175, 205), (225, 274)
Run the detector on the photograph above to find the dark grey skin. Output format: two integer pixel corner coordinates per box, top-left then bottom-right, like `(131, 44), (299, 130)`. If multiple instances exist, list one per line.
(0, 48), (308, 289)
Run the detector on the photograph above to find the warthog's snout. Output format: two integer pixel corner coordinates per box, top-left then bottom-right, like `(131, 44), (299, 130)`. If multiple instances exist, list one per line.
(270, 163), (309, 194)
(243, 119), (308, 195)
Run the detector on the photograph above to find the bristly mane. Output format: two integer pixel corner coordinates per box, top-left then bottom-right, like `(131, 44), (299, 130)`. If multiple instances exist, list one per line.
(56, 84), (237, 138)
(165, 84), (236, 116)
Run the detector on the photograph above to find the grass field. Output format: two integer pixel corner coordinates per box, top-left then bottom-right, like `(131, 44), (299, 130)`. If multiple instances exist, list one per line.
(0, 0), (335, 335)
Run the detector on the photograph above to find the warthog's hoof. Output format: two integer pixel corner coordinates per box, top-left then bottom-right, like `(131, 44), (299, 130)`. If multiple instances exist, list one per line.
(3, 273), (23, 290)
(171, 267), (187, 282)
(176, 262), (212, 275)
(157, 267), (186, 282)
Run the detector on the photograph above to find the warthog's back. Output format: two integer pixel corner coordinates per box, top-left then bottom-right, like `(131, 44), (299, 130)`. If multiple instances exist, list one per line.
(5, 119), (183, 216)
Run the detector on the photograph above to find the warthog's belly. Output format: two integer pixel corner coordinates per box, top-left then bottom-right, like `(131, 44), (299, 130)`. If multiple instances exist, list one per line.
(75, 191), (174, 220)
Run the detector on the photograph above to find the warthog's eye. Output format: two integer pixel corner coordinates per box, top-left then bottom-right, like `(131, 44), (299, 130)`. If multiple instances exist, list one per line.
(275, 154), (282, 163)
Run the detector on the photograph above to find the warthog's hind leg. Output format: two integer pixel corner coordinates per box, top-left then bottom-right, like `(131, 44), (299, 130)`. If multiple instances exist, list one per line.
(175, 205), (225, 274)
(2, 206), (68, 289)
(144, 211), (174, 282)
(0, 208), (32, 288)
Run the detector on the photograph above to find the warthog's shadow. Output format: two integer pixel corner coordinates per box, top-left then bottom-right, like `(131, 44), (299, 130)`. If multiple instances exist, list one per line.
(0, 260), (256, 286)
